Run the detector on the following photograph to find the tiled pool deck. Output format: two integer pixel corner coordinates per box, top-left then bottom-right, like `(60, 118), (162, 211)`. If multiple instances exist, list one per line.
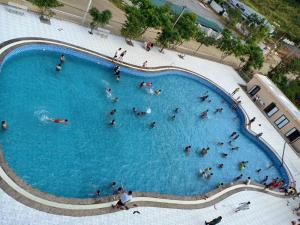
(0, 4), (300, 225)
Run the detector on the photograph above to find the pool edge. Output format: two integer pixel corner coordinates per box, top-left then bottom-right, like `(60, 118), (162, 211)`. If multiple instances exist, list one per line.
(0, 38), (293, 216)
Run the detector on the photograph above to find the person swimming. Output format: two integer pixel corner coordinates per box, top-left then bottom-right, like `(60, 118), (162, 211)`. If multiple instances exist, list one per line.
(200, 147), (210, 156)
(184, 145), (191, 153)
(150, 121), (156, 128)
(239, 161), (248, 170)
(49, 118), (68, 124)
(231, 147), (239, 150)
(139, 81), (146, 88)
(110, 109), (117, 115)
(199, 95), (209, 102)
(115, 75), (120, 81)
(112, 97), (119, 103)
(200, 110), (209, 119)
(110, 119), (116, 126)
(232, 134), (240, 140)
(146, 82), (152, 87)
(60, 54), (65, 63)
(174, 107), (180, 113)
(1, 120), (8, 129)
(230, 131), (237, 138)
(218, 163), (224, 168)
(217, 142), (224, 146)
(217, 182), (224, 188)
(214, 108), (223, 113)
(154, 89), (161, 95)
(113, 65), (120, 74)
(235, 174), (243, 181)
(221, 153), (228, 158)
(56, 63), (62, 71)
(171, 115), (176, 121)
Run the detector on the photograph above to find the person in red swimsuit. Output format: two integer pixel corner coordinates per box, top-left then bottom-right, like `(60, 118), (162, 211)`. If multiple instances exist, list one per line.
(50, 118), (68, 124)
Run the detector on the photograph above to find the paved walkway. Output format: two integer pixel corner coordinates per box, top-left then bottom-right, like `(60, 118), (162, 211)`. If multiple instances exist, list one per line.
(0, 4), (300, 225)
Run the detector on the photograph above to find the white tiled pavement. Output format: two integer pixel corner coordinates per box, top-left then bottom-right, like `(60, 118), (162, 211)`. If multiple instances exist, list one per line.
(0, 4), (300, 225)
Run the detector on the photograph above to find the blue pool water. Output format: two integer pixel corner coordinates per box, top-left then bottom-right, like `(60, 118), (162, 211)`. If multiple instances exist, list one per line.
(0, 44), (288, 198)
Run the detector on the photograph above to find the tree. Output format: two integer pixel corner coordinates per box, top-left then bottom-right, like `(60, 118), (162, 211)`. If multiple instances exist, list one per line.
(157, 26), (180, 52)
(242, 45), (264, 72)
(121, 0), (167, 40)
(89, 7), (112, 34)
(27, 0), (63, 19)
(172, 12), (198, 47)
(121, 6), (144, 40)
(227, 7), (243, 28)
(217, 29), (239, 61)
(245, 14), (269, 44)
(193, 30), (216, 55)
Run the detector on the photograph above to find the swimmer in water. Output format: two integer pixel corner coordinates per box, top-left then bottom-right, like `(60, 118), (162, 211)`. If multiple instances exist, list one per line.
(174, 107), (180, 113)
(231, 147), (239, 150)
(200, 147), (210, 156)
(221, 153), (228, 158)
(139, 81), (146, 88)
(49, 118), (68, 124)
(217, 142), (224, 146)
(115, 75), (120, 81)
(155, 89), (161, 95)
(60, 54), (65, 63)
(214, 108), (223, 113)
(112, 97), (119, 103)
(56, 63), (62, 71)
(106, 88), (112, 94)
(218, 163), (224, 168)
(146, 82), (152, 87)
(110, 109), (117, 115)
(150, 121), (156, 128)
(235, 174), (243, 181)
(1, 121), (8, 129)
(113, 65), (120, 74)
(184, 145), (191, 152)
(200, 110), (209, 119)
(110, 119), (116, 126)
(171, 115), (176, 121)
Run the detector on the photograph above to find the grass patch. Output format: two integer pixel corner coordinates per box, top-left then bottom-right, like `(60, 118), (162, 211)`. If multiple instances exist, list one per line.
(241, 0), (300, 42)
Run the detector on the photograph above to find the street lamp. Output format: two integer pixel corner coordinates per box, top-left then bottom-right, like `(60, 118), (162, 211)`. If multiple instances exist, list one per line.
(280, 141), (287, 167)
(82, 0), (93, 25)
(172, 6), (186, 29)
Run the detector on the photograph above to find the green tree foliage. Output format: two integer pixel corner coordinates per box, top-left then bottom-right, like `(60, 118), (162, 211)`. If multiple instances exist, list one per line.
(227, 7), (243, 28)
(241, 0), (300, 42)
(157, 11), (197, 52)
(217, 29), (241, 60)
(89, 7), (112, 34)
(121, 0), (167, 40)
(27, 0), (63, 18)
(267, 58), (300, 108)
(242, 45), (264, 72)
(193, 30), (216, 54)
(244, 14), (269, 44)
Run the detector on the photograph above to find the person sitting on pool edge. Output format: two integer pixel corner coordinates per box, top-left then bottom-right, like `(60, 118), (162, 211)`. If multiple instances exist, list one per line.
(1, 120), (8, 130)
(112, 190), (133, 209)
(49, 118), (68, 124)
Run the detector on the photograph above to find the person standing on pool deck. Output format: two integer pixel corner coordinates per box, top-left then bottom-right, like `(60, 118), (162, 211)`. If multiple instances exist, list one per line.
(231, 87), (240, 96)
(113, 48), (122, 59)
(112, 190), (133, 209)
(118, 50), (127, 61)
(142, 60), (148, 67)
(235, 201), (251, 212)
(205, 216), (222, 225)
(247, 117), (256, 126)
(49, 118), (68, 124)
(1, 121), (8, 130)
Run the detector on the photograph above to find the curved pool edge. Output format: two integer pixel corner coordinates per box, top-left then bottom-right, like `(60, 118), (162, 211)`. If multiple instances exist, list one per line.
(0, 38), (293, 216)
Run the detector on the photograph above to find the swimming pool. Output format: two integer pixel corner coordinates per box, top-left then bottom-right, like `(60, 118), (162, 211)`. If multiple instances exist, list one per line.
(0, 44), (288, 199)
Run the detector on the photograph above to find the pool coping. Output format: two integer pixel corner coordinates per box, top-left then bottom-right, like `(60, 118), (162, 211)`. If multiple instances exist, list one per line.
(0, 38), (294, 216)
